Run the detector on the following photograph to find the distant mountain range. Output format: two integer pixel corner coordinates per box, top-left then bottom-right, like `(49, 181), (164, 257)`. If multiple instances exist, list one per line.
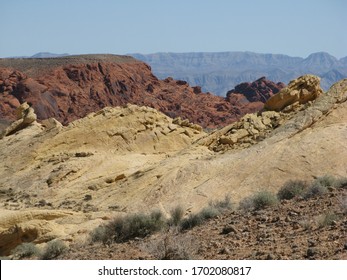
(131, 52), (347, 95)
(30, 52), (70, 58)
(6, 52), (70, 59)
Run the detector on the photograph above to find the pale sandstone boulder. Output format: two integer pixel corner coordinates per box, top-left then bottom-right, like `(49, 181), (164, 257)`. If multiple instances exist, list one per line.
(1, 102), (37, 138)
(264, 75), (323, 111)
(41, 118), (63, 131)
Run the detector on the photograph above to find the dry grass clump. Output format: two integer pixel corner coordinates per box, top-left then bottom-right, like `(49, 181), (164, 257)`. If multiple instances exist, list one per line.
(317, 212), (340, 228)
(277, 180), (308, 200)
(40, 239), (67, 260)
(180, 195), (232, 230)
(239, 191), (278, 211)
(143, 229), (197, 260)
(11, 243), (40, 259)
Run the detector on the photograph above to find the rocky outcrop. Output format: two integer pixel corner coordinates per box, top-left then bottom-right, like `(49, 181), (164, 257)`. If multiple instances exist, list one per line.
(0, 102), (37, 138)
(226, 76), (285, 103)
(202, 75), (335, 152)
(0, 55), (267, 129)
(264, 75), (323, 111)
(203, 111), (282, 152)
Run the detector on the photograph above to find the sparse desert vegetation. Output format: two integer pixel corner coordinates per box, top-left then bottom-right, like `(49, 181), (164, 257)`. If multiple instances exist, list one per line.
(55, 179), (346, 260)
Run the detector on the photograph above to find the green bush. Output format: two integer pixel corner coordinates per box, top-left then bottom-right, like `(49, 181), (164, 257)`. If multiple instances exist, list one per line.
(252, 191), (278, 210)
(304, 177), (331, 199)
(180, 213), (203, 230)
(41, 240), (67, 260)
(12, 243), (40, 259)
(144, 231), (196, 260)
(209, 195), (233, 211)
(336, 177), (347, 189)
(90, 225), (113, 245)
(238, 196), (254, 211)
(200, 206), (220, 219)
(277, 180), (308, 200)
(239, 191), (278, 211)
(314, 175), (337, 188)
(169, 206), (185, 226)
(110, 210), (166, 243)
(180, 196), (232, 231)
(318, 212), (339, 228)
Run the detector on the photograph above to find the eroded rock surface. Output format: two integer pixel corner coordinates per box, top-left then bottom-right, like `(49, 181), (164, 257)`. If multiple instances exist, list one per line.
(264, 75), (323, 111)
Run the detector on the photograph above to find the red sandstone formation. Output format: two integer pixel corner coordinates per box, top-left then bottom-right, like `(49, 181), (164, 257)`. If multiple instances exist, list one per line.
(227, 76), (285, 103)
(0, 55), (284, 129)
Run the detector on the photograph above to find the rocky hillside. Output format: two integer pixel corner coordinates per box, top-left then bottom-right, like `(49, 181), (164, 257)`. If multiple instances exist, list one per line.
(132, 51), (347, 95)
(0, 54), (270, 129)
(61, 186), (346, 260)
(0, 75), (346, 259)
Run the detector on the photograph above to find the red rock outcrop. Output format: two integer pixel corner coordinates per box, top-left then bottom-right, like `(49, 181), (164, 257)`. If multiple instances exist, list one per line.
(226, 76), (285, 103)
(0, 55), (283, 129)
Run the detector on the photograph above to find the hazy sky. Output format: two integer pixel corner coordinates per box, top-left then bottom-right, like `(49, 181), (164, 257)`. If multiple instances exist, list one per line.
(1, 0), (346, 58)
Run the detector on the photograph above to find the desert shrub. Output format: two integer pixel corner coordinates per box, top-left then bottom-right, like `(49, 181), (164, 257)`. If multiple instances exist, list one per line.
(252, 191), (278, 210)
(314, 175), (338, 188)
(209, 195), (233, 211)
(110, 210), (166, 243)
(239, 191), (278, 211)
(277, 180), (308, 200)
(318, 212), (339, 228)
(299, 219), (312, 231)
(238, 196), (254, 211)
(180, 200), (224, 230)
(304, 182), (328, 199)
(336, 177), (347, 189)
(144, 230), (197, 260)
(179, 195), (232, 231)
(90, 225), (113, 245)
(12, 243), (40, 259)
(40, 240), (67, 260)
(200, 206), (220, 220)
(168, 206), (185, 226)
(180, 213), (203, 230)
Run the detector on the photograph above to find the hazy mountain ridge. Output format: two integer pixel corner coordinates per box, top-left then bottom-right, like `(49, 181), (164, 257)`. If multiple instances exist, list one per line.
(6, 52), (70, 59)
(131, 52), (347, 95)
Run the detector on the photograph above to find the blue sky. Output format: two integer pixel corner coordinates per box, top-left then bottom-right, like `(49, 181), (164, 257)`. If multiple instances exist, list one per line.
(1, 0), (346, 58)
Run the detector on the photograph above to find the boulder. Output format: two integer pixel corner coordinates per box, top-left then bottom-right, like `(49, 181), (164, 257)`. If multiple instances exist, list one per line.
(41, 118), (63, 131)
(264, 75), (323, 111)
(1, 102), (37, 138)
